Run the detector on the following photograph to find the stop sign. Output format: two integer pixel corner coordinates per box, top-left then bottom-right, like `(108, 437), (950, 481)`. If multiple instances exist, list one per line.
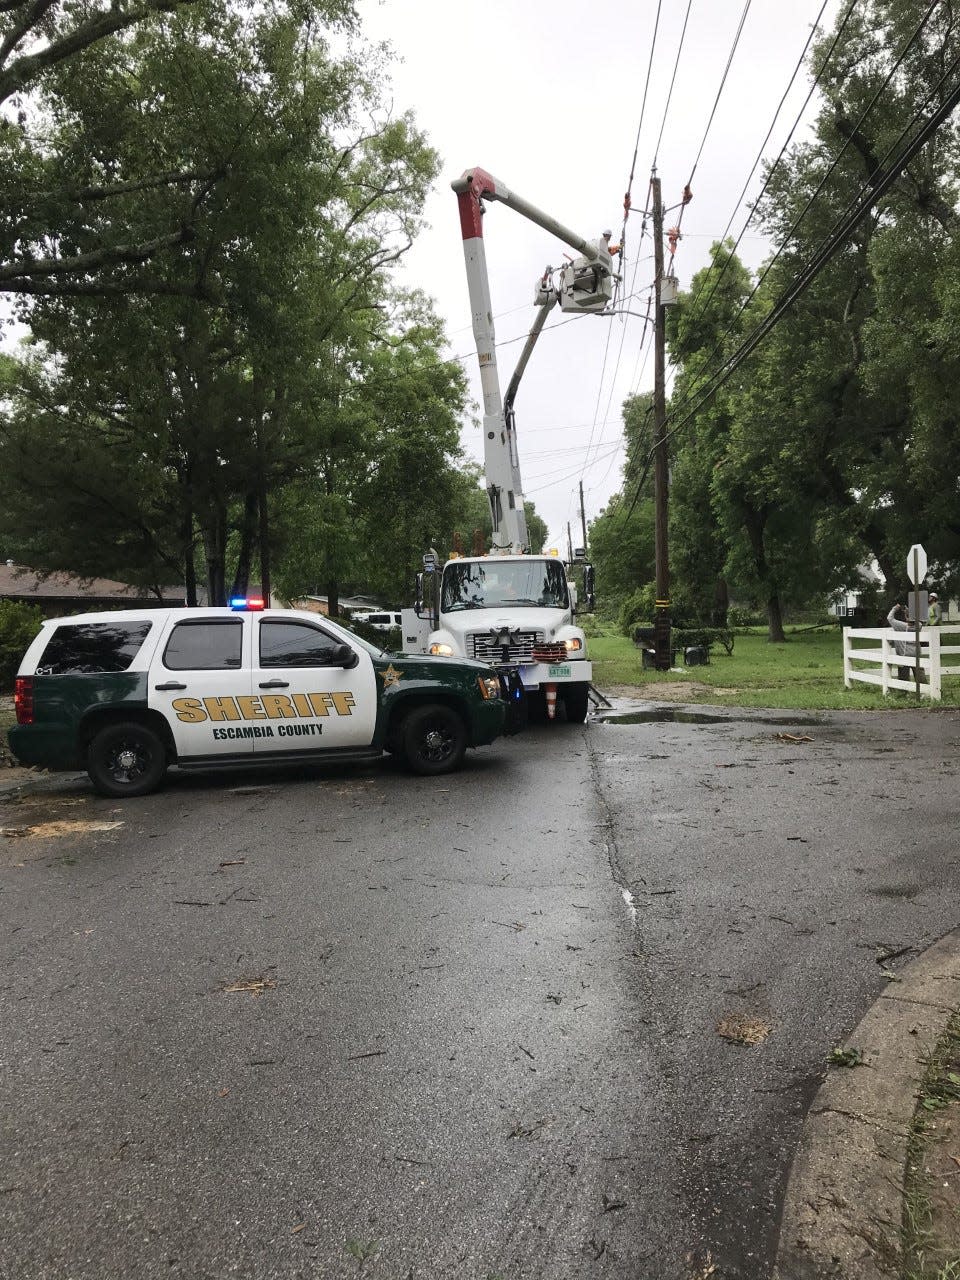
(906, 543), (928, 585)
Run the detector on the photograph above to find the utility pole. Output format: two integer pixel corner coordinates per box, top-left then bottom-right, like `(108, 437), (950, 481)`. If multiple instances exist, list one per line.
(651, 172), (671, 670)
(579, 480), (589, 556)
(566, 521), (574, 564)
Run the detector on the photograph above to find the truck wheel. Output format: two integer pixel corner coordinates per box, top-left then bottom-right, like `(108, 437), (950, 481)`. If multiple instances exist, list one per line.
(86, 721), (167, 798)
(562, 683), (590, 724)
(402, 704), (468, 776)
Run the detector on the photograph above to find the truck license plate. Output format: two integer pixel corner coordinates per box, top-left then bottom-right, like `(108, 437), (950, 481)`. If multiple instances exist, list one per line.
(547, 664), (572, 678)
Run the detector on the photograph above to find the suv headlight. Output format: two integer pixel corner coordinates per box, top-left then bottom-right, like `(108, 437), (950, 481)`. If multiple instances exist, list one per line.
(430, 642), (454, 656)
(477, 674), (501, 700)
(564, 637), (583, 652)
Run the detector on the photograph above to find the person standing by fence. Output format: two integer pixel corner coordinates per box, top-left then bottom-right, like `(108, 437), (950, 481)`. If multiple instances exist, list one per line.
(887, 603), (913, 680)
(929, 592), (942, 626)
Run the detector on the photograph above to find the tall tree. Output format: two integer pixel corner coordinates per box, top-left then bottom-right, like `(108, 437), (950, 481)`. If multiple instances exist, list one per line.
(0, 2), (446, 604)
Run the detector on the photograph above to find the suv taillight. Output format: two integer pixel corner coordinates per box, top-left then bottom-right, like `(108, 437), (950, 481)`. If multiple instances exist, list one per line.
(14, 676), (34, 725)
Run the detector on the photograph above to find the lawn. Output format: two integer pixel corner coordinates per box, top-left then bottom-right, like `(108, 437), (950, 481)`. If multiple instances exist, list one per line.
(589, 624), (960, 711)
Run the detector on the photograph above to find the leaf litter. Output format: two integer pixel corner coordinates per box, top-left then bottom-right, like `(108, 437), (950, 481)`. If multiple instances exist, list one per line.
(716, 1013), (772, 1046)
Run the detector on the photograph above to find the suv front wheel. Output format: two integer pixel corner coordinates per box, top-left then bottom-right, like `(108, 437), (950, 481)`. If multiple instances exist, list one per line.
(86, 721), (168, 798)
(401, 704), (467, 776)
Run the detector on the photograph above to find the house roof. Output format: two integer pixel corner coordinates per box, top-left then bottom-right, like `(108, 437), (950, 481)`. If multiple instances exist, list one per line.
(0, 562), (183, 604)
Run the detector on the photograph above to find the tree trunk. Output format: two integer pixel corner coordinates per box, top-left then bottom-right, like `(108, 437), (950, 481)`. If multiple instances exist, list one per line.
(230, 492), (258, 600)
(183, 506), (197, 607)
(257, 428), (271, 606)
(741, 505), (785, 641)
(202, 511), (227, 607)
(326, 579), (339, 618)
(711, 577), (729, 627)
(766, 592), (786, 643)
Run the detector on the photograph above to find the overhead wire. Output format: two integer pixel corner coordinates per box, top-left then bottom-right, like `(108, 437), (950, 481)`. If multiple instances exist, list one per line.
(577, 0), (663, 512)
(667, 0), (754, 270)
(652, 0), (694, 171)
(639, 0), (943, 472)
(623, 26), (960, 512)
(676, 0), (840, 336)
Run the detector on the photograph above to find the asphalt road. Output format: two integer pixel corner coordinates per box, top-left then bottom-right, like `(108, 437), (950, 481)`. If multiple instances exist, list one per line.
(1, 700), (958, 1279)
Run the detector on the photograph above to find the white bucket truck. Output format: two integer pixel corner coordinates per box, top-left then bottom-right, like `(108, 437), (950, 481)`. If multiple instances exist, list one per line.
(403, 167), (611, 723)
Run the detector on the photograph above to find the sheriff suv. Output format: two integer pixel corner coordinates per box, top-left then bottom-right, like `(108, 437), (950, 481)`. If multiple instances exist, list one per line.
(8, 602), (507, 798)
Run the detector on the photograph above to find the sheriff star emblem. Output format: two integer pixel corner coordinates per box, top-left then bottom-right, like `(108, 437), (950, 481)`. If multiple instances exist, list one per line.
(380, 664), (403, 689)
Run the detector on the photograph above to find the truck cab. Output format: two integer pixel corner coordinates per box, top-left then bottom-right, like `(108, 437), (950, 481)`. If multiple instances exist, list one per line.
(404, 553), (593, 723)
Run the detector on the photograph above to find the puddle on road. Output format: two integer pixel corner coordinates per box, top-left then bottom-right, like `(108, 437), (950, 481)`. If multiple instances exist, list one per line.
(597, 709), (823, 728)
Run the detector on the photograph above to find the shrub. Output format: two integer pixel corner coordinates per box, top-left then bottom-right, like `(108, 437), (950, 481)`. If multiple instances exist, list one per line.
(727, 605), (766, 628)
(578, 612), (606, 638)
(0, 600), (43, 692)
(619, 585), (656, 637)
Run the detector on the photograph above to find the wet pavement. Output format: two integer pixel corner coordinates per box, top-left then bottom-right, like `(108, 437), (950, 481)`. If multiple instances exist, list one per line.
(1, 698), (958, 1278)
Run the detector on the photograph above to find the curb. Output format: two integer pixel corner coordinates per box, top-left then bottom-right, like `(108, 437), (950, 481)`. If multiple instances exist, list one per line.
(774, 927), (960, 1279)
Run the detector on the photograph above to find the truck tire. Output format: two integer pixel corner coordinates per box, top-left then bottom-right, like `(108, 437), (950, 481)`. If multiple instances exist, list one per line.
(562, 683), (590, 724)
(401, 704), (468, 776)
(86, 721), (168, 798)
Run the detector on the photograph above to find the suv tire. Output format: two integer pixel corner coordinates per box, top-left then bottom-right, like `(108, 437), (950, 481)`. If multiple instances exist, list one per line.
(402, 704), (467, 775)
(86, 721), (168, 797)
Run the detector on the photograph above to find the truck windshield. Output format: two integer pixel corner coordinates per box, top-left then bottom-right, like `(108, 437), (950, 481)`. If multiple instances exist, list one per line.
(441, 560), (569, 612)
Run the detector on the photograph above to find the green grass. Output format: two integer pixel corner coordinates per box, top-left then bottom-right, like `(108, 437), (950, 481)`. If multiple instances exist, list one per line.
(902, 1014), (960, 1279)
(589, 624), (960, 711)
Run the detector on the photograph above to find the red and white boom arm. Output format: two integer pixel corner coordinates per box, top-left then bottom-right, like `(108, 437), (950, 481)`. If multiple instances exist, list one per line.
(452, 167), (614, 554)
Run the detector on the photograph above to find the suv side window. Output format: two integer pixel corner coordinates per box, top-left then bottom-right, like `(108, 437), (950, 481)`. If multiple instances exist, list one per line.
(164, 621), (243, 670)
(37, 621), (153, 675)
(259, 621), (345, 668)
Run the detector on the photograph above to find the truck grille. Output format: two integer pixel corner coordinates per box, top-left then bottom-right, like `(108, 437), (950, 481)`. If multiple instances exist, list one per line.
(531, 642), (567, 663)
(469, 630), (544, 664)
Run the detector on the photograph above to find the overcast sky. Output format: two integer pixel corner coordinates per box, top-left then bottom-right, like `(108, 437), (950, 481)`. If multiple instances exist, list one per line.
(355, 0), (839, 553)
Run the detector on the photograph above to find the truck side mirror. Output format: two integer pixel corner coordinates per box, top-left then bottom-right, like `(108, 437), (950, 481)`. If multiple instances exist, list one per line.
(583, 564), (596, 613)
(416, 567), (439, 626)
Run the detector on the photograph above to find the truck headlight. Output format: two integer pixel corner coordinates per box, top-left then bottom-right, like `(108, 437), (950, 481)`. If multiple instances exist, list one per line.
(430, 643), (454, 656)
(478, 674), (501, 700)
(564, 637), (583, 652)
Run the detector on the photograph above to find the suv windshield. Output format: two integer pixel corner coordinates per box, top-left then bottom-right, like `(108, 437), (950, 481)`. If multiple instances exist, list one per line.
(441, 560), (569, 612)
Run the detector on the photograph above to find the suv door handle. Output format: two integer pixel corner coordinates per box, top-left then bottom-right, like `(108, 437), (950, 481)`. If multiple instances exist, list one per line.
(258, 679), (290, 689)
(154, 681), (187, 691)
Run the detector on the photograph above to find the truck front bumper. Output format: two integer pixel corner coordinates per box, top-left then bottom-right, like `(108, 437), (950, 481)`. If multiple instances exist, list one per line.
(510, 661), (592, 690)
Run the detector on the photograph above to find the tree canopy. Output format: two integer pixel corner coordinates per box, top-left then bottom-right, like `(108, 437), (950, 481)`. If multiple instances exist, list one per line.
(598, 0), (960, 638)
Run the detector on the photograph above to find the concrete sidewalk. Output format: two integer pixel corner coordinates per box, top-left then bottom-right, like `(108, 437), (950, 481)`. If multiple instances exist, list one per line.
(775, 929), (960, 1278)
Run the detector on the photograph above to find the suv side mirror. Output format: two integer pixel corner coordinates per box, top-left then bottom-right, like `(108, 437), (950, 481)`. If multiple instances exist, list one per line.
(330, 643), (359, 669)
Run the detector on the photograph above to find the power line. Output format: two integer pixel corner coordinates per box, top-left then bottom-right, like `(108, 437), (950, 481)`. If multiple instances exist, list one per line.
(633, 48), (960, 497)
(524, 443), (623, 494)
(652, 0), (693, 171)
(653, 0), (942, 453)
(451, 312), (587, 363)
(677, 0), (840, 334)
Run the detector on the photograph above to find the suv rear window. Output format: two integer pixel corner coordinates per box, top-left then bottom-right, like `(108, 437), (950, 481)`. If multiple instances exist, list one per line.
(37, 621), (153, 675)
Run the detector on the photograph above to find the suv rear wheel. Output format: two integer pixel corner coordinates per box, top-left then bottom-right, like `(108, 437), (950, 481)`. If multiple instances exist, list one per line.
(86, 721), (167, 797)
(401, 704), (467, 775)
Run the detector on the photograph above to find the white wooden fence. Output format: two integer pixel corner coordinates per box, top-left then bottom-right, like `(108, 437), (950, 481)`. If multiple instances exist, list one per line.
(843, 625), (960, 699)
